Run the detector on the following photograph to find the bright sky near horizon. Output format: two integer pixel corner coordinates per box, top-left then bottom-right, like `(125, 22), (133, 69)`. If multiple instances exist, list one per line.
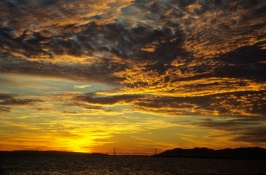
(0, 0), (265, 154)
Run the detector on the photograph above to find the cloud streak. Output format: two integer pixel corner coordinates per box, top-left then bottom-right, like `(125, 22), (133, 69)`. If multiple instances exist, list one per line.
(0, 93), (42, 113)
(195, 117), (266, 143)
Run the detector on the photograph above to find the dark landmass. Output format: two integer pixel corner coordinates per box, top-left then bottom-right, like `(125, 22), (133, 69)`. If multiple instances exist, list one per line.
(0, 150), (149, 157)
(1, 147), (266, 160)
(0, 150), (108, 157)
(156, 147), (266, 160)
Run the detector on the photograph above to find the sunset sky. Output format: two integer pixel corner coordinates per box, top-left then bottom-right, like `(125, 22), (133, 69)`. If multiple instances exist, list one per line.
(0, 0), (265, 155)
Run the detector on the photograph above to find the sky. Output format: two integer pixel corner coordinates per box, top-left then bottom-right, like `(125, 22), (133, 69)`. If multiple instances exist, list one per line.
(0, 0), (265, 155)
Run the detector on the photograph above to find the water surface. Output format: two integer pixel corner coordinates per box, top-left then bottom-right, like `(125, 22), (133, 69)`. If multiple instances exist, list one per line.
(1, 155), (266, 175)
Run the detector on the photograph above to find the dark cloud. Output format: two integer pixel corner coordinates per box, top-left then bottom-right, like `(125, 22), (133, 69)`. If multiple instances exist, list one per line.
(0, 93), (42, 109)
(0, 106), (10, 113)
(0, 98), (41, 106)
(214, 45), (266, 81)
(233, 128), (266, 143)
(195, 117), (266, 143)
(0, 93), (13, 100)
(0, 0), (265, 118)
(72, 88), (265, 117)
(0, 57), (124, 83)
(134, 91), (266, 117)
(0, 0), (136, 63)
(199, 117), (263, 130)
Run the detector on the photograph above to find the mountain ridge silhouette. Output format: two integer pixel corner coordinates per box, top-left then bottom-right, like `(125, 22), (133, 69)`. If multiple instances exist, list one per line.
(156, 147), (266, 160)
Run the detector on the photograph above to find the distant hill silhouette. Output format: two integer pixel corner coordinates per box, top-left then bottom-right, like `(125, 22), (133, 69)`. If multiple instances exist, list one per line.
(156, 147), (266, 160)
(1, 148), (266, 160)
(0, 150), (108, 157)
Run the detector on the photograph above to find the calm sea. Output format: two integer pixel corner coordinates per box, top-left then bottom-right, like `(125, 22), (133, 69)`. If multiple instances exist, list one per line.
(1, 155), (266, 175)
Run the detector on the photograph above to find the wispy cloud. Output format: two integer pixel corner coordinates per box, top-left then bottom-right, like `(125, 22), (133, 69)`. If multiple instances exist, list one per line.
(178, 117), (266, 145)
(0, 93), (42, 112)
(74, 85), (91, 89)
(75, 93), (142, 105)
(220, 120), (266, 144)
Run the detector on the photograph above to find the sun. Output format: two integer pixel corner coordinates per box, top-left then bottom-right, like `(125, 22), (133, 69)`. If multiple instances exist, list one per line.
(60, 137), (93, 153)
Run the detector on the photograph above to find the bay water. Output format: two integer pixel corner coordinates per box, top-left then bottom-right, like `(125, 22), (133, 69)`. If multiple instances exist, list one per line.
(1, 155), (266, 175)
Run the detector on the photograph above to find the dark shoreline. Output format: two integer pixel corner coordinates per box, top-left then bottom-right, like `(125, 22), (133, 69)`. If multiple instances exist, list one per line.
(0, 150), (108, 157)
(155, 147), (266, 161)
(1, 147), (266, 161)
